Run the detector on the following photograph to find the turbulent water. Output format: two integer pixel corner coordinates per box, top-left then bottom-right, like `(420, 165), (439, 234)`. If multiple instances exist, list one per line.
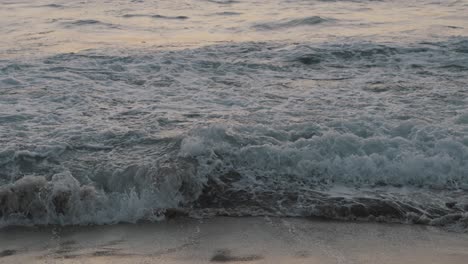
(1, 0), (468, 231)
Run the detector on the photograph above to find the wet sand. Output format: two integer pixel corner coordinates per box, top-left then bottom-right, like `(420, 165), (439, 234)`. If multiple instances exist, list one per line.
(1, 217), (467, 263)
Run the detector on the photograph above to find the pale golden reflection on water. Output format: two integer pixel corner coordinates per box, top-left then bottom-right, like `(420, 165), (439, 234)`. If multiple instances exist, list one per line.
(1, 0), (467, 56)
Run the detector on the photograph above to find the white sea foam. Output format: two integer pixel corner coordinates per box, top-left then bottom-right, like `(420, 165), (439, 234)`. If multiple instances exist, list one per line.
(181, 121), (468, 188)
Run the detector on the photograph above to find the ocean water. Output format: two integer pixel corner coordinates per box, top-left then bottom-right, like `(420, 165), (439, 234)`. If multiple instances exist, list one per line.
(1, 0), (468, 230)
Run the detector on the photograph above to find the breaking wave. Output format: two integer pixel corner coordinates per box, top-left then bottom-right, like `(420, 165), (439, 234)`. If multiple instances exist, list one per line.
(1, 38), (468, 230)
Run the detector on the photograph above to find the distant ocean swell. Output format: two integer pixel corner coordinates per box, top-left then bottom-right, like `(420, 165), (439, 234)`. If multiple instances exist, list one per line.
(1, 39), (467, 230)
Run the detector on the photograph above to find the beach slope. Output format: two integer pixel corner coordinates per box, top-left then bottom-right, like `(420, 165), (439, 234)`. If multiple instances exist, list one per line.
(1, 217), (467, 264)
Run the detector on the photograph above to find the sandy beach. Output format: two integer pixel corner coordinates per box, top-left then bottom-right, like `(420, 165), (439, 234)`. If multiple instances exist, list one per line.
(1, 217), (467, 264)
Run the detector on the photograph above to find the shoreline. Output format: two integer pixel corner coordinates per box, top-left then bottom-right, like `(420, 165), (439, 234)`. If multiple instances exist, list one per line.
(1, 216), (467, 263)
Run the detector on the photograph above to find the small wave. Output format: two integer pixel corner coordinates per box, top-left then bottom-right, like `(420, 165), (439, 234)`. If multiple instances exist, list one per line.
(205, 0), (240, 4)
(41, 4), (65, 9)
(60, 19), (119, 29)
(122, 14), (189, 20)
(253, 16), (331, 30)
(213, 11), (242, 16)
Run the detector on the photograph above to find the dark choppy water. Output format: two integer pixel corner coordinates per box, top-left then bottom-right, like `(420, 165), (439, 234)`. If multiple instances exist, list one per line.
(1, 0), (468, 231)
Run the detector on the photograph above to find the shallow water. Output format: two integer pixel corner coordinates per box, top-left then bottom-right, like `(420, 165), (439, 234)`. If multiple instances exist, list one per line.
(1, 0), (468, 229)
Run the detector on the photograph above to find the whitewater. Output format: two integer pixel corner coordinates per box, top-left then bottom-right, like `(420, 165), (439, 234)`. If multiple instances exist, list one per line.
(0, 0), (468, 231)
